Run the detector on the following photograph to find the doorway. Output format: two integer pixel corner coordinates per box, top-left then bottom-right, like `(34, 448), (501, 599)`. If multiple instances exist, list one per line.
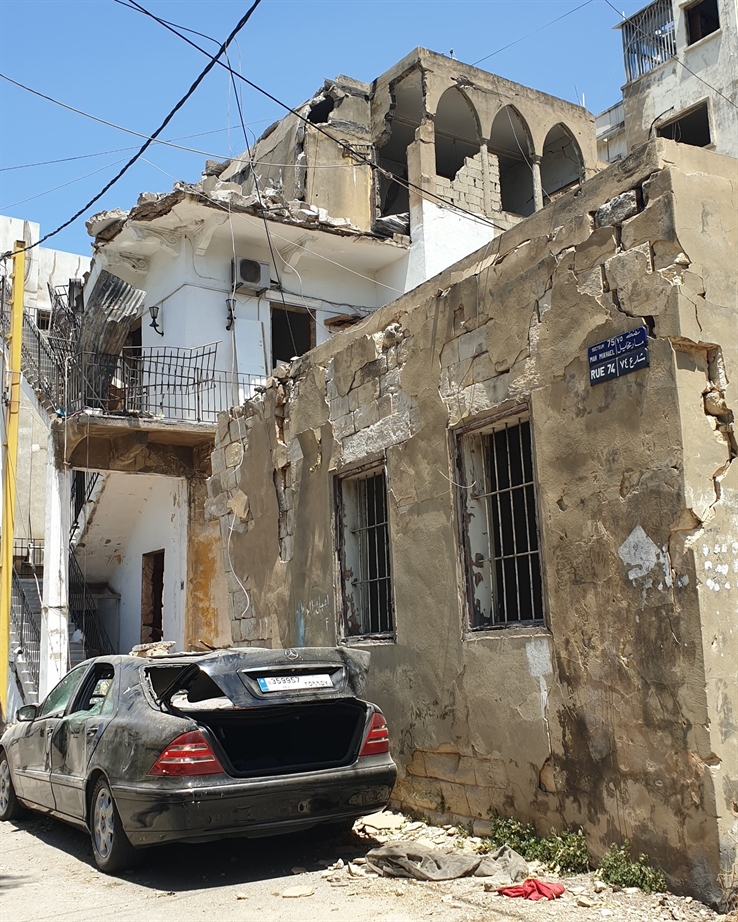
(141, 549), (165, 643)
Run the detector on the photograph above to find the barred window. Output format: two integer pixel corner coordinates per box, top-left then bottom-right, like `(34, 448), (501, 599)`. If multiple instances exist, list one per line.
(458, 413), (544, 630)
(336, 468), (394, 639)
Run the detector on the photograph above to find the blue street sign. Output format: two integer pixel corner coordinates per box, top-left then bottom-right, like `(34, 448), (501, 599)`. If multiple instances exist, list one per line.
(588, 327), (649, 386)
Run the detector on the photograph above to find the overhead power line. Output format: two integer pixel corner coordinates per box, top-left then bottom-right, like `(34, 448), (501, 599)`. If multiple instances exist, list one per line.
(118, 0), (510, 235)
(0, 0), (264, 259)
(472, 0), (595, 67)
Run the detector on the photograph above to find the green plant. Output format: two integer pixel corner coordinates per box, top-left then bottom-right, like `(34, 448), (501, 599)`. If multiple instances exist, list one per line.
(598, 841), (666, 893)
(477, 812), (590, 874)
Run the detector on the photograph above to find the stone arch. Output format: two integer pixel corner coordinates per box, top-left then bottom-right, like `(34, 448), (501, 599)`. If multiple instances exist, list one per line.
(489, 106), (535, 217)
(540, 123), (584, 203)
(434, 87), (481, 180)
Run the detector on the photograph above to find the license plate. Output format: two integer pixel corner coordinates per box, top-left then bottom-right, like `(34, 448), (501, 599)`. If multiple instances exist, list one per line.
(257, 674), (333, 692)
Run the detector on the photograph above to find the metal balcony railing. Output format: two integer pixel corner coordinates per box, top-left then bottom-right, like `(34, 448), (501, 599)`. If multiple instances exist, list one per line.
(621, 0), (676, 83)
(68, 552), (115, 659)
(12, 539), (45, 577)
(10, 569), (41, 693)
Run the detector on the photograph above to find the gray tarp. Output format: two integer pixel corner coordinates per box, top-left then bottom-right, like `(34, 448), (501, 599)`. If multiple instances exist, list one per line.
(365, 843), (528, 883)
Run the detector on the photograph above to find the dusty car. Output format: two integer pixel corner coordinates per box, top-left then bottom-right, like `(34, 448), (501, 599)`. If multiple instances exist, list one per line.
(0, 647), (396, 872)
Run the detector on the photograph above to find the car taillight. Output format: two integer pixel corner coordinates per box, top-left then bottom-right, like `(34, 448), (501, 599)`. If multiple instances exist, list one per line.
(360, 712), (390, 757)
(148, 730), (224, 776)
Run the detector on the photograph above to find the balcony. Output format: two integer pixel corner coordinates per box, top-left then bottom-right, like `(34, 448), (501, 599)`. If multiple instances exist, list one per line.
(619, 0), (676, 83)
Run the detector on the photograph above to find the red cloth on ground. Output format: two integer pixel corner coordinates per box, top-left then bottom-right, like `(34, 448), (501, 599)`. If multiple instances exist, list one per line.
(497, 878), (566, 901)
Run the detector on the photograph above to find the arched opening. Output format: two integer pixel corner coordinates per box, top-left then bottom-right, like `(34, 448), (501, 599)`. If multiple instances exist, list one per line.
(434, 87), (480, 180)
(376, 69), (423, 218)
(489, 106), (535, 217)
(540, 124), (583, 203)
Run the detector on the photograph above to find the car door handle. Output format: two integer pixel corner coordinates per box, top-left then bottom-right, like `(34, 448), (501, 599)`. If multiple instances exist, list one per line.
(86, 727), (99, 737)
(45, 727), (55, 736)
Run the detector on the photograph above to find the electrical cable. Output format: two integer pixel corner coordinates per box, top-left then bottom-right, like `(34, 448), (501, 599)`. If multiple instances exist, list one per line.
(0, 0), (264, 260)
(472, 0), (595, 66)
(0, 156), (129, 211)
(603, 0), (738, 110)
(117, 0), (511, 236)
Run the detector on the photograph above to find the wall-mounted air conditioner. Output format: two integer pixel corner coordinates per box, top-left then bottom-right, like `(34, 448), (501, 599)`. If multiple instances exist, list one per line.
(231, 258), (271, 293)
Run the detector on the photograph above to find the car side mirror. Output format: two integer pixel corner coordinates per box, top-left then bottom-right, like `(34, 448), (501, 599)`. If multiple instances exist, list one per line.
(16, 705), (38, 722)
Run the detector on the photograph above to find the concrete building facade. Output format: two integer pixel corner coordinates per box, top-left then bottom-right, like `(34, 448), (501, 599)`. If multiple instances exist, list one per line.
(206, 140), (738, 904)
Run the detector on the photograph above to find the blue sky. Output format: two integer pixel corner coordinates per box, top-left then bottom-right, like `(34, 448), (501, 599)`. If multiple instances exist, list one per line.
(0, 0), (646, 255)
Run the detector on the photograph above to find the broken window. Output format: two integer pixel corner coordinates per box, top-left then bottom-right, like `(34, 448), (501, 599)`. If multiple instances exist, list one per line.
(141, 550), (165, 644)
(657, 102), (711, 147)
(489, 106), (535, 217)
(434, 87), (480, 180)
(376, 69), (423, 218)
(457, 412), (543, 630)
(336, 467), (394, 640)
(620, 0), (676, 82)
(271, 305), (314, 368)
(686, 0), (720, 44)
(540, 124), (583, 203)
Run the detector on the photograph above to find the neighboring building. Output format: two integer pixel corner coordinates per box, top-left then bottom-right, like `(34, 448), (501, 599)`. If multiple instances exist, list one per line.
(597, 0), (738, 162)
(207, 139), (738, 904)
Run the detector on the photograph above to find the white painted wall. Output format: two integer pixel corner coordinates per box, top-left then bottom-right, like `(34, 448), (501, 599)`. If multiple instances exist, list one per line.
(76, 472), (187, 654)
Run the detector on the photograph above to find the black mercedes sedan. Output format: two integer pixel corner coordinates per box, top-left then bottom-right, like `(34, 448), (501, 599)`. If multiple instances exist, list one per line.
(0, 647), (396, 872)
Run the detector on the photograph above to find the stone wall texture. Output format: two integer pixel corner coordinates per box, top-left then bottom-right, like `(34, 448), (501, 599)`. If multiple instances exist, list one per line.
(207, 140), (738, 906)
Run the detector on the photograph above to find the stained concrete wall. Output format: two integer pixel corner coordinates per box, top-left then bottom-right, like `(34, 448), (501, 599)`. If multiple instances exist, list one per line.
(207, 140), (737, 905)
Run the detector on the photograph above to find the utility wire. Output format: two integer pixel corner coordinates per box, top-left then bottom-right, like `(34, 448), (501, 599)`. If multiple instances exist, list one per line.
(1, 157), (129, 210)
(472, 0), (595, 67)
(118, 0), (511, 235)
(0, 0), (264, 259)
(603, 0), (738, 110)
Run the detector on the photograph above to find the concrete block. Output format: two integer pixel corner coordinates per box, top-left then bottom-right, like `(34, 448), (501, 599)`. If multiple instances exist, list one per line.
(332, 412), (356, 440)
(594, 189), (638, 227)
(354, 401), (380, 430)
(574, 225), (618, 271)
(210, 448), (226, 475)
(225, 442), (243, 468)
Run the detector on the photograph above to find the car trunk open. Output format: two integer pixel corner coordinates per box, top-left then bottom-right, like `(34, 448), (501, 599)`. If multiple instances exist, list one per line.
(194, 699), (368, 777)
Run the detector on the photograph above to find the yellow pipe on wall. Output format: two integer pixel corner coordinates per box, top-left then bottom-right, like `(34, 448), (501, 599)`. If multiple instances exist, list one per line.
(1, 241), (26, 722)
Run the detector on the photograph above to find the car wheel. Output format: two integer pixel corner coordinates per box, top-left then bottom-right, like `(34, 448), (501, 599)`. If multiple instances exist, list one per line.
(0, 751), (25, 821)
(89, 778), (137, 873)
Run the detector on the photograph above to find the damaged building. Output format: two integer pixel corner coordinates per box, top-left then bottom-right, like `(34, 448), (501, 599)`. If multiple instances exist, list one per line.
(206, 139), (737, 904)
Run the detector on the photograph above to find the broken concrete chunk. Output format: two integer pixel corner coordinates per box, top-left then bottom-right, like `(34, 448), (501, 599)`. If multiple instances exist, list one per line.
(595, 190), (638, 228)
(85, 208), (130, 238)
(360, 810), (406, 831)
(281, 885), (314, 898)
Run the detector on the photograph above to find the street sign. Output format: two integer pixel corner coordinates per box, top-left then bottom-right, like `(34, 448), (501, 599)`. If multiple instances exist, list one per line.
(588, 326), (649, 386)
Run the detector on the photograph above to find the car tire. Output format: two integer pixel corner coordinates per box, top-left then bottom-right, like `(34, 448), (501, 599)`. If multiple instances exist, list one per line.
(89, 777), (138, 873)
(0, 750), (25, 821)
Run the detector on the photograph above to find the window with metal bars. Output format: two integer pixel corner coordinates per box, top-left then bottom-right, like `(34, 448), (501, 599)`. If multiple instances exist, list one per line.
(336, 468), (394, 639)
(458, 414), (544, 630)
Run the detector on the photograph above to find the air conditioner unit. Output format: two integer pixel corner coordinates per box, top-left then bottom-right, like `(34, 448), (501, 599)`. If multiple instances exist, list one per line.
(231, 258), (271, 293)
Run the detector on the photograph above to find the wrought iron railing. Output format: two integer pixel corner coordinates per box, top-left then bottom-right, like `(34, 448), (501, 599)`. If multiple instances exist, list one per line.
(621, 0), (676, 83)
(70, 471), (101, 540)
(10, 569), (41, 694)
(68, 552), (116, 659)
(67, 346), (265, 423)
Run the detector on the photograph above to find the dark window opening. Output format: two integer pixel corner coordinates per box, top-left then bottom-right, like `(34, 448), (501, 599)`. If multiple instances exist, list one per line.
(657, 103), (711, 147)
(307, 95), (335, 124)
(337, 469), (394, 639)
(459, 416), (543, 630)
(687, 0), (720, 44)
(36, 309), (51, 331)
(540, 124), (583, 203)
(434, 87), (480, 181)
(489, 106), (535, 217)
(141, 549), (165, 644)
(271, 306), (314, 368)
(377, 69), (423, 218)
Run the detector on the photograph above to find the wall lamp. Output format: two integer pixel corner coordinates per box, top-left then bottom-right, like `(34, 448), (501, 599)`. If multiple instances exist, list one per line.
(225, 297), (236, 331)
(148, 303), (164, 336)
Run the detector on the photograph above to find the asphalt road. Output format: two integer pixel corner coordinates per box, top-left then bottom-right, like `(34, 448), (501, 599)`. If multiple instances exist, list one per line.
(0, 812), (729, 922)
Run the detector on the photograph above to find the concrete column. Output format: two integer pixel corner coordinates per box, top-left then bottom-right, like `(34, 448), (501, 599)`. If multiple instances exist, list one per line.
(532, 156), (544, 212)
(40, 432), (70, 698)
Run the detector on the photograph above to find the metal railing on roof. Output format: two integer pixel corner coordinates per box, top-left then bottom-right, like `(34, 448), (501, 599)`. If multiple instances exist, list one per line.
(620, 0), (676, 83)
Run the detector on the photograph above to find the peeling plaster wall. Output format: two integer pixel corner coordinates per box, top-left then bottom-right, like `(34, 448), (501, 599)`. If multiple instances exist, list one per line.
(208, 140), (737, 904)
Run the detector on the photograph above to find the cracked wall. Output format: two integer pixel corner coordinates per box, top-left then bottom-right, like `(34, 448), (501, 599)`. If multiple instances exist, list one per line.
(208, 140), (737, 905)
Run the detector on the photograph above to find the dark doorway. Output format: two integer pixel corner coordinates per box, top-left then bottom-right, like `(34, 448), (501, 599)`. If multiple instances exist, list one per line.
(271, 306), (314, 367)
(141, 550), (165, 643)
